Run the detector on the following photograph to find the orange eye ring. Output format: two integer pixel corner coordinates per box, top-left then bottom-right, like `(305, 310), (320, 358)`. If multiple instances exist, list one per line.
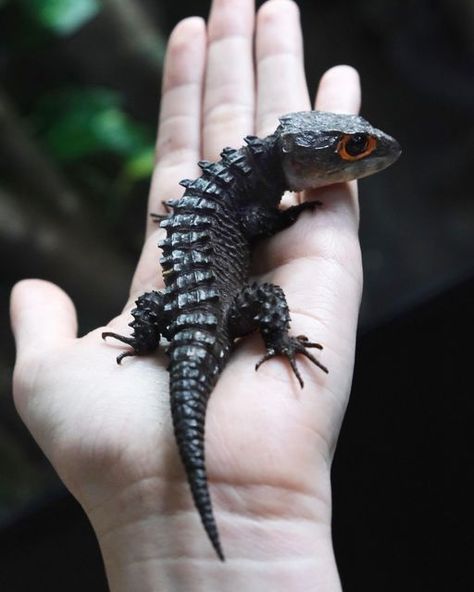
(337, 134), (377, 161)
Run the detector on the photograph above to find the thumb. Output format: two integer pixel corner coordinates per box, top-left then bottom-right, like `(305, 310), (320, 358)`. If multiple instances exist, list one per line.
(10, 279), (78, 358)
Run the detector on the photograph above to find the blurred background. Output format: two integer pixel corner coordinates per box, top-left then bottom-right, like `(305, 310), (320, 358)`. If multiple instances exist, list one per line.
(0, 0), (473, 589)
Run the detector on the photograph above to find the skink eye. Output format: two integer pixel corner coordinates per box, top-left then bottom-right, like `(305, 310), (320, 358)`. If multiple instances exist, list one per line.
(338, 133), (377, 161)
(346, 134), (368, 155)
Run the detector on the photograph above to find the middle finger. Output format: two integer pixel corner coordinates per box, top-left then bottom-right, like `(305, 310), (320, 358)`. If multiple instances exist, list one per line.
(255, 0), (310, 138)
(202, 0), (256, 161)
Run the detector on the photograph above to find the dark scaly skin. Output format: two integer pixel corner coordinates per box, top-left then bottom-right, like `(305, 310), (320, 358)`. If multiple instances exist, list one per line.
(102, 111), (401, 560)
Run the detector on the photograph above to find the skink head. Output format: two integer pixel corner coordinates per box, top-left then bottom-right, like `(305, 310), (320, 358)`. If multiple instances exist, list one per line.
(277, 111), (401, 190)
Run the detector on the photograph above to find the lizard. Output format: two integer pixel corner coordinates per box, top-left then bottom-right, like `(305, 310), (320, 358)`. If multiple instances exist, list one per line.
(102, 111), (401, 561)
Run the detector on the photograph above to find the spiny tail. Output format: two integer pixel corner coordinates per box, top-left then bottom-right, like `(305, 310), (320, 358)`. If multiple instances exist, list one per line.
(169, 355), (225, 561)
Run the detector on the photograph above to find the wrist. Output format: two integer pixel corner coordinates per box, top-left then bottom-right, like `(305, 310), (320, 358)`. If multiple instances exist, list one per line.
(85, 475), (342, 592)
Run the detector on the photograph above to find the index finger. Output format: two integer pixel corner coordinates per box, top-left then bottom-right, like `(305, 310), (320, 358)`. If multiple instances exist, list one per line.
(130, 18), (206, 300)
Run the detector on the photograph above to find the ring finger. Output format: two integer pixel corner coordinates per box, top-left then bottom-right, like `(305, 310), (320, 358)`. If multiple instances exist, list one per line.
(255, 0), (311, 207)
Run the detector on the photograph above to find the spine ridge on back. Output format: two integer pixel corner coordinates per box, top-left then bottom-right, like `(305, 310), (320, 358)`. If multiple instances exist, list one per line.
(158, 142), (273, 561)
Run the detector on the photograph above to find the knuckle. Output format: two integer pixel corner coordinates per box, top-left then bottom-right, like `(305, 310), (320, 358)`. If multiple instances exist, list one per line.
(204, 101), (252, 129)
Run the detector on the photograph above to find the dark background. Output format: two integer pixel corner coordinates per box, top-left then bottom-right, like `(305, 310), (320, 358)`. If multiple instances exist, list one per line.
(0, 0), (473, 589)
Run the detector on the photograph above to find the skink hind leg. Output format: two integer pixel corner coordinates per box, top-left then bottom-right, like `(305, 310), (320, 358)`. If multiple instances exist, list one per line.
(228, 282), (328, 387)
(102, 290), (167, 364)
(255, 335), (327, 388)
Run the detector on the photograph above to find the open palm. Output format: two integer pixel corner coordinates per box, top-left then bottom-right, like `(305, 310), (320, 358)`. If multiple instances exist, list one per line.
(11, 0), (362, 587)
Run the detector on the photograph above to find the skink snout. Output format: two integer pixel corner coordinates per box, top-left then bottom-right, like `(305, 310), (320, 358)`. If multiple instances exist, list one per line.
(373, 130), (402, 169)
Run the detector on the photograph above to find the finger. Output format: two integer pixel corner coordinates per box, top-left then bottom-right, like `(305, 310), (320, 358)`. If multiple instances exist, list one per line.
(255, 65), (363, 280)
(310, 64), (361, 225)
(315, 64), (361, 114)
(131, 17), (206, 299)
(255, 0), (310, 208)
(146, 17), (206, 234)
(251, 68), (364, 436)
(202, 0), (255, 161)
(10, 279), (77, 358)
(255, 0), (310, 138)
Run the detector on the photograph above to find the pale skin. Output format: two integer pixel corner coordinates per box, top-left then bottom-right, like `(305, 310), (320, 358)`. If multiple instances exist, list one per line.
(10, 0), (363, 590)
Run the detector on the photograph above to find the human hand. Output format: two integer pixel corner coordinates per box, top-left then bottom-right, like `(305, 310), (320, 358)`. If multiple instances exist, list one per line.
(10, 1), (361, 590)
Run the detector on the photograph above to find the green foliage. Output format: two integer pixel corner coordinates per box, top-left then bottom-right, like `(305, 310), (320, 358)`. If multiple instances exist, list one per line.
(124, 146), (155, 181)
(22, 0), (101, 35)
(33, 88), (154, 166)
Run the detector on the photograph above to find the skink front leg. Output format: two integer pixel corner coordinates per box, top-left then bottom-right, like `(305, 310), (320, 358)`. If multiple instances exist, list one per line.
(240, 201), (321, 241)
